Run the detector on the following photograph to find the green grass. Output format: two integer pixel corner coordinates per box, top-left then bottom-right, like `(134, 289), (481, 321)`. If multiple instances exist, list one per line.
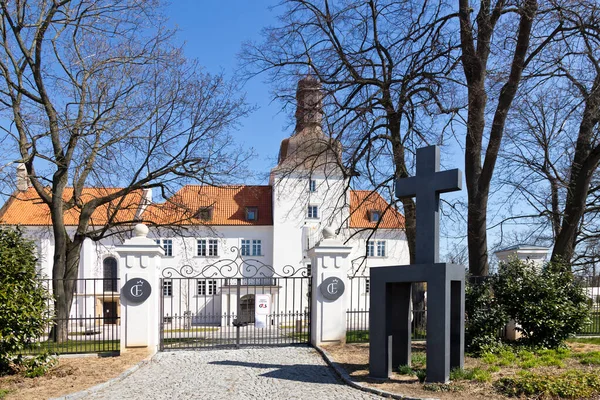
(494, 370), (600, 399)
(346, 330), (369, 343)
(450, 367), (492, 382)
(286, 332), (309, 341)
(21, 340), (119, 355)
(423, 383), (464, 392)
(0, 389), (11, 399)
(568, 337), (600, 345)
(481, 347), (571, 369)
(573, 351), (600, 365)
(163, 327), (219, 333)
(345, 329), (426, 343)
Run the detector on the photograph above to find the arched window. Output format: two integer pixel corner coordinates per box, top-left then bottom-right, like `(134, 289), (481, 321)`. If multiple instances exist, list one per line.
(103, 257), (118, 292)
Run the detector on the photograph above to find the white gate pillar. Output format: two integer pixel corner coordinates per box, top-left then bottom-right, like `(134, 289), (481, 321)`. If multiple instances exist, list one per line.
(309, 227), (352, 347)
(115, 224), (164, 353)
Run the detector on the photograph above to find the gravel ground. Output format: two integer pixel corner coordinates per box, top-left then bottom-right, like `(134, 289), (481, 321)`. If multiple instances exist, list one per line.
(85, 346), (383, 400)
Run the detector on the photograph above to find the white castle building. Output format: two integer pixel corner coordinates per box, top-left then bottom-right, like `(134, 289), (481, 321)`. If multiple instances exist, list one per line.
(0, 76), (409, 330)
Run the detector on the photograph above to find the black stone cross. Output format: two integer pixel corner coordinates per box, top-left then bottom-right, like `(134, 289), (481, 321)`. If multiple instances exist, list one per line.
(395, 145), (462, 264)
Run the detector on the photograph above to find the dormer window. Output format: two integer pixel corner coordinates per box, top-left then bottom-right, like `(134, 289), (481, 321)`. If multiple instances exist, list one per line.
(369, 210), (381, 223)
(196, 207), (213, 221)
(245, 207), (258, 221)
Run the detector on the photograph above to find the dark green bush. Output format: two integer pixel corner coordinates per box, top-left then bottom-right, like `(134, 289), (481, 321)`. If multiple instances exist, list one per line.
(466, 258), (590, 352)
(493, 259), (590, 348)
(0, 227), (51, 375)
(465, 276), (507, 355)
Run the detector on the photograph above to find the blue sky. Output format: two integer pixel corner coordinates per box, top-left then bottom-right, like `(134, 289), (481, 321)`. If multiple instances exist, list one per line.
(166, 1), (289, 181)
(163, 2), (520, 259)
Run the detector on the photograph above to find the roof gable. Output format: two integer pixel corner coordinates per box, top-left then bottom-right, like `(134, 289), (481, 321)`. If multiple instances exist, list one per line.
(349, 190), (405, 229)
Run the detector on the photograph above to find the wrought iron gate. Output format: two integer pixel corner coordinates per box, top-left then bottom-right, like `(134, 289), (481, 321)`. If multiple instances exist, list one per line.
(159, 248), (311, 350)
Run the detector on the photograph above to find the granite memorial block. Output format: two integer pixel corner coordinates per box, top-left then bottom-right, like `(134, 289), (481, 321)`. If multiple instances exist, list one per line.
(369, 145), (465, 383)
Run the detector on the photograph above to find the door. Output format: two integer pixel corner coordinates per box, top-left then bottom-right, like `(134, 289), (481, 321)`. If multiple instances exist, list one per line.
(104, 301), (118, 324)
(239, 294), (255, 324)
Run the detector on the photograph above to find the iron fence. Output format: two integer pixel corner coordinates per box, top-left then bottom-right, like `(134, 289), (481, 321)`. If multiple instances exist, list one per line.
(346, 277), (426, 343)
(159, 248), (311, 350)
(345, 275), (600, 342)
(160, 277), (311, 349)
(19, 278), (120, 355)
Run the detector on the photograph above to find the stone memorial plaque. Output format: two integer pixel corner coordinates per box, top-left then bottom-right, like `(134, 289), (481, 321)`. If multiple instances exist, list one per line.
(320, 277), (345, 301)
(122, 278), (152, 303)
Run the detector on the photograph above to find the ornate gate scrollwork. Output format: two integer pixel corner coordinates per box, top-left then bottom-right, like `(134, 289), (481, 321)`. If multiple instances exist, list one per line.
(161, 246), (309, 279)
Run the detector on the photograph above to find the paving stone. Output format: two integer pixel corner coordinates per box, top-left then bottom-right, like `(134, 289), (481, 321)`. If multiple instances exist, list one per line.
(85, 346), (382, 399)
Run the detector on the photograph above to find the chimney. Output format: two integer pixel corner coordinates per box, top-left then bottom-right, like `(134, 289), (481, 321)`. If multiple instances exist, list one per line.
(16, 163), (29, 191)
(135, 188), (153, 220)
(294, 75), (323, 133)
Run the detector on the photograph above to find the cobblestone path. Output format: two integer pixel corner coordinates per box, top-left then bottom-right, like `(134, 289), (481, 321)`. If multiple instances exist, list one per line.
(85, 346), (382, 399)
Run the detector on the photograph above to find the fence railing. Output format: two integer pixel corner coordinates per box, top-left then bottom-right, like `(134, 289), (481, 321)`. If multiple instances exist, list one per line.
(345, 278), (600, 343)
(19, 278), (120, 355)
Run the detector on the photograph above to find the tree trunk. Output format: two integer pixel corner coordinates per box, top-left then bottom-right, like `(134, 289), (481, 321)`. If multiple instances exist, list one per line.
(48, 241), (83, 342)
(467, 194), (489, 276)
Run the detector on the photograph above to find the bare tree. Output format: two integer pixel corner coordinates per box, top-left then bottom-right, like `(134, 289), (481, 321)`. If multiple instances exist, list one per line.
(547, 1), (600, 265)
(242, 0), (460, 318)
(243, 0), (460, 261)
(458, 0), (545, 276)
(497, 0), (600, 270)
(0, 0), (251, 341)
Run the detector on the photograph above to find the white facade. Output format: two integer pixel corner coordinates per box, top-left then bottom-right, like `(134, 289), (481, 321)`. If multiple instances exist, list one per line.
(2, 76), (410, 330)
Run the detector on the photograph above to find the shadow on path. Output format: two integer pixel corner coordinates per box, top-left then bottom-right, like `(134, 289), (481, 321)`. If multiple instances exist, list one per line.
(208, 360), (341, 384)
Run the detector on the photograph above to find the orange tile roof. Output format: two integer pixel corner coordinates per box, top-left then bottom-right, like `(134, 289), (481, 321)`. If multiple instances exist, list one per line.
(0, 187), (143, 226)
(0, 185), (404, 230)
(349, 190), (405, 229)
(142, 185), (273, 226)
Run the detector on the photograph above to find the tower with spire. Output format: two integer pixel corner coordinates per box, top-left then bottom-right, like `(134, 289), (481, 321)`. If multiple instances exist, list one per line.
(270, 75), (347, 270)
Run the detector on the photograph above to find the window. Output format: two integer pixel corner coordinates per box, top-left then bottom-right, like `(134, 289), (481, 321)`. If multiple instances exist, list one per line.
(208, 239), (218, 256)
(156, 239), (173, 256)
(377, 241), (386, 257)
(367, 240), (386, 257)
(241, 239), (251, 256)
(245, 207), (258, 221)
(307, 205), (318, 219)
(195, 207), (213, 221)
(241, 239), (261, 256)
(252, 239), (262, 256)
(369, 210), (381, 222)
(103, 257), (118, 292)
(163, 280), (172, 296)
(309, 179), (316, 192)
(197, 279), (217, 296)
(197, 239), (218, 257)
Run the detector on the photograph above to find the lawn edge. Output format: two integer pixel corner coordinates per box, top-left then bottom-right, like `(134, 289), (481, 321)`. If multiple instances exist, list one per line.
(313, 345), (438, 400)
(48, 351), (156, 400)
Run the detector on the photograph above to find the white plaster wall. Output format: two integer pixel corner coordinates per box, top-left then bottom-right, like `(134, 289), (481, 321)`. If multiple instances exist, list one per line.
(271, 172), (348, 272)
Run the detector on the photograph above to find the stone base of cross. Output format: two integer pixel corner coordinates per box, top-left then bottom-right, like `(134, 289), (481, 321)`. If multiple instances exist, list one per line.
(369, 263), (465, 383)
(368, 145), (465, 383)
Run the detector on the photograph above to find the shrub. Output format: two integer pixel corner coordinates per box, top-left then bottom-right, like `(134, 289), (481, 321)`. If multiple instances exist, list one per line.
(465, 276), (507, 355)
(493, 259), (590, 348)
(0, 227), (51, 375)
(494, 370), (600, 398)
(397, 364), (415, 375)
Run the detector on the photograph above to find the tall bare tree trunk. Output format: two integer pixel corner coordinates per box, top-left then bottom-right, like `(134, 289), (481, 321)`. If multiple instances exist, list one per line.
(552, 83), (600, 264)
